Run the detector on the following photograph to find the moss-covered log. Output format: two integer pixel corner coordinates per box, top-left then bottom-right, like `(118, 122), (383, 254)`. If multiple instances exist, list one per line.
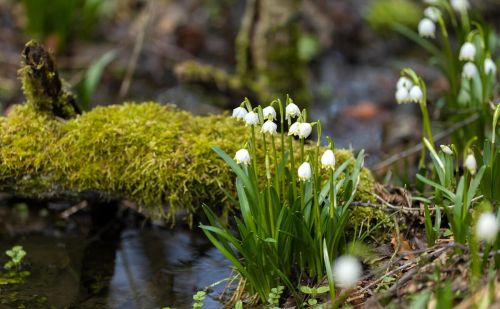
(0, 41), (378, 225)
(0, 102), (375, 223)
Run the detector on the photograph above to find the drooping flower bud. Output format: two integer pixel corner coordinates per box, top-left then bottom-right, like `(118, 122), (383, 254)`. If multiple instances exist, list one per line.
(288, 122), (300, 136)
(285, 103), (301, 120)
(244, 111), (259, 126)
(418, 18), (436, 38)
(332, 255), (362, 288)
(298, 123), (312, 139)
(424, 7), (440, 22)
(451, 0), (469, 12)
(234, 149), (251, 165)
(409, 85), (423, 103)
(476, 212), (499, 242)
(459, 42), (476, 61)
(298, 162), (312, 181)
(395, 87), (410, 104)
(464, 153), (477, 174)
(232, 107), (248, 120)
(484, 58), (497, 75)
(321, 150), (336, 169)
(261, 120), (277, 135)
(262, 106), (277, 120)
(440, 145), (453, 155)
(396, 76), (413, 90)
(462, 62), (478, 79)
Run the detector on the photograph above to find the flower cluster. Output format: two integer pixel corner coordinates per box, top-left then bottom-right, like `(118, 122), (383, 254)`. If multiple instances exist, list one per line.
(395, 76), (423, 104)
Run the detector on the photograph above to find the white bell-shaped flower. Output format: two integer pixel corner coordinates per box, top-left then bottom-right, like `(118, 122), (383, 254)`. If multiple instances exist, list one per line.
(484, 58), (497, 75)
(459, 42), (476, 61)
(395, 87), (410, 104)
(476, 212), (499, 242)
(424, 7), (440, 22)
(286, 103), (301, 120)
(451, 0), (469, 12)
(232, 107), (248, 120)
(464, 153), (477, 174)
(418, 18), (436, 38)
(297, 162), (312, 181)
(409, 85), (423, 103)
(332, 255), (362, 288)
(261, 120), (277, 135)
(262, 106), (277, 120)
(397, 76), (413, 90)
(298, 123), (312, 139)
(244, 111), (259, 126)
(234, 149), (251, 165)
(462, 62), (478, 79)
(288, 122), (300, 136)
(440, 145), (453, 155)
(321, 150), (336, 169)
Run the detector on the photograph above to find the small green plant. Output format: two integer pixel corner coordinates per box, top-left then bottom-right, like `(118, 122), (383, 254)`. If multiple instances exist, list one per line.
(0, 245), (30, 285)
(4, 246), (27, 271)
(192, 290), (206, 309)
(267, 285), (284, 308)
(300, 285), (329, 308)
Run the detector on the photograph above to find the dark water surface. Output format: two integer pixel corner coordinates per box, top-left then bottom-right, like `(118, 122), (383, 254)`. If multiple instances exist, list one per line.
(0, 203), (231, 309)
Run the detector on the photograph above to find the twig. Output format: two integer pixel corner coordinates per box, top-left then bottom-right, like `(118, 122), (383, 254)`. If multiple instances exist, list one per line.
(374, 113), (480, 171)
(118, 0), (154, 100)
(60, 200), (88, 219)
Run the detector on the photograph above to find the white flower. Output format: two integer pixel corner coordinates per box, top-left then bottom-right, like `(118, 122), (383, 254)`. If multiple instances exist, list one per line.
(261, 120), (277, 135)
(286, 103), (301, 120)
(485, 58), (497, 75)
(321, 150), (336, 169)
(459, 42), (476, 61)
(409, 85), (423, 102)
(298, 123), (313, 139)
(298, 162), (312, 181)
(424, 7), (440, 22)
(288, 122), (300, 136)
(418, 18), (436, 38)
(263, 106), (277, 120)
(397, 76), (413, 90)
(395, 87), (410, 104)
(440, 145), (453, 155)
(234, 149), (251, 165)
(451, 0), (469, 12)
(244, 111), (259, 126)
(332, 255), (362, 288)
(462, 62), (478, 79)
(476, 212), (499, 242)
(464, 153), (477, 174)
(232, 107), (248, 120)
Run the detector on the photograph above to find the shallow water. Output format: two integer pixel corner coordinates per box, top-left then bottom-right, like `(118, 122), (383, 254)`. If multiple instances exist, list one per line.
(0, 203), (231, 309)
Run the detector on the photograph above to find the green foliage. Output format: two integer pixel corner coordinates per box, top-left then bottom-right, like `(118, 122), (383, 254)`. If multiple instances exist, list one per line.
(201, 99), (369, 304)
(395, 3), (498, 151)
(192, 290), (206, 308)
(76, 50), (117, 111)
(0, 245), (30, 285)
(365, 0), (421, 34)
(21, 0), (107, 50)
(4, 246), (26, 271)
(267, 285), (284, 308)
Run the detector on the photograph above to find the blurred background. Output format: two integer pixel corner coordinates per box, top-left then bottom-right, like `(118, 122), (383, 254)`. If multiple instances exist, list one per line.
(0, 0), (499, 166)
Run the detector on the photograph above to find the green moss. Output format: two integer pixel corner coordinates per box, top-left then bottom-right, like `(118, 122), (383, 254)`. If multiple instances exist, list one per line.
(0, 102), (383, 225)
